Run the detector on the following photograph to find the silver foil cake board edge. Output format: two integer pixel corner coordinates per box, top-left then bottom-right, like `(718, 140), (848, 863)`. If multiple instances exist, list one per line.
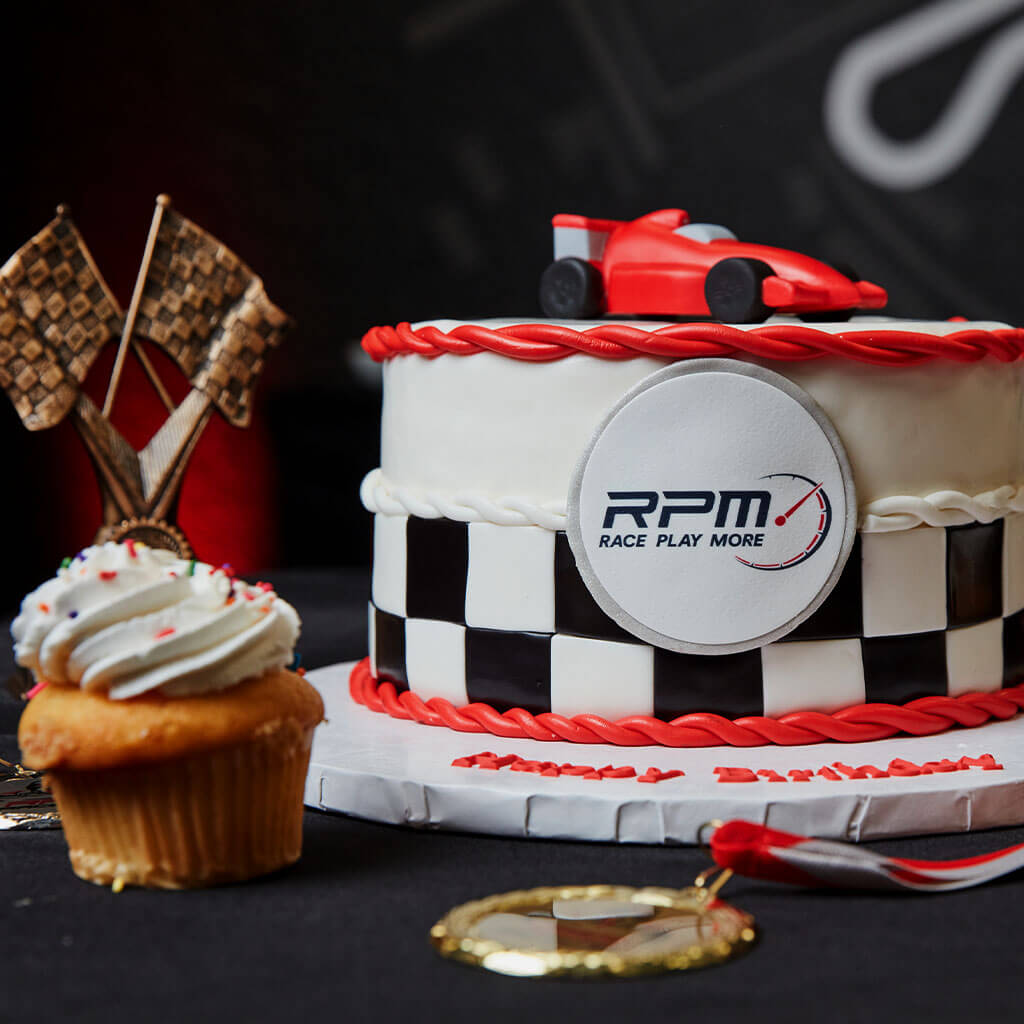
(303, 662), (1024, 845)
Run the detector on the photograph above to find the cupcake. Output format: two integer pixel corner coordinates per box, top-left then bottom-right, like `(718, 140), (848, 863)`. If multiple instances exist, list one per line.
(14, 542), (324, 889)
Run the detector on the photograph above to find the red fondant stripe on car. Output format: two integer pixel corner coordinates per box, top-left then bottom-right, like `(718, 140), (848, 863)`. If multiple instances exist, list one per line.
(362, 321), (1024, 367)
(348, 658), (1024, 748)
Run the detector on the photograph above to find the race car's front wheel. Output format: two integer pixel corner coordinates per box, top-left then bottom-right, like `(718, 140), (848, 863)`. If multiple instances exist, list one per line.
(539, 258), (603, 319)
(704, 258), (773, 322)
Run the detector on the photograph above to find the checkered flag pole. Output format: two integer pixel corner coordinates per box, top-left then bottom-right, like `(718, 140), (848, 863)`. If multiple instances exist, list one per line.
(709, 819), (1024, 892)
(113, 198), (290, 427)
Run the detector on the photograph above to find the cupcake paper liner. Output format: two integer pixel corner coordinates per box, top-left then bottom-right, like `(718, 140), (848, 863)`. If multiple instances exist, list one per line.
(48, 722), (315, 889)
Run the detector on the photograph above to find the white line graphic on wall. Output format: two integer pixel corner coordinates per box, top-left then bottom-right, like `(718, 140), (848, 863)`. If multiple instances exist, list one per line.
(825, 0), (1024, 190)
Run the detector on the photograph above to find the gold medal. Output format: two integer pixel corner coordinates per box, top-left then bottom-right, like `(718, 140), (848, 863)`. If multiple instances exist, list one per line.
(430, 864), (755, 979)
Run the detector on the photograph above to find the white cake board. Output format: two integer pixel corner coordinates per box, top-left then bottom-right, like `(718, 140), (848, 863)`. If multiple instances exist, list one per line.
(304, 662), (1024, 844)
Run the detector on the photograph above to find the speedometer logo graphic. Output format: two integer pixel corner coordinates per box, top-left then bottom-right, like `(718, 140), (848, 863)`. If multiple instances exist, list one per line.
(736, 473), (832, 571)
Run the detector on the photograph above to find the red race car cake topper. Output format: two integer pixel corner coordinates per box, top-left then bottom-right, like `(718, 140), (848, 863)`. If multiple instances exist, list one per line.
(539, 209), (888, 322)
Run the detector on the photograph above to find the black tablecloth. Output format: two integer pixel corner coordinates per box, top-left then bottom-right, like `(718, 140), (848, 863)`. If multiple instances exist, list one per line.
(4, 569), (1022, 1023)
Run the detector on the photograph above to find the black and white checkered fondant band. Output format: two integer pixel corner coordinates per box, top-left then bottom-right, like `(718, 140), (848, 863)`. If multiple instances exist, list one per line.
(369, 513), (1024, 719)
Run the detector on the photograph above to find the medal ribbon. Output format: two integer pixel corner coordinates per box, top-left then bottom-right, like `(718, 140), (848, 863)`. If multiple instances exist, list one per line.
(710, 820), (1024, 892)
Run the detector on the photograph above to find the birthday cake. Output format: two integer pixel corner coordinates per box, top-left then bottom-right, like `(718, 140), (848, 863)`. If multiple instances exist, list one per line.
(351, 212), (1024, 747)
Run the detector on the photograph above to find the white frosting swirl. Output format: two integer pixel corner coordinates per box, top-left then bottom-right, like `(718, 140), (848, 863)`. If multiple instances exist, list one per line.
(12, 543), (300, 700)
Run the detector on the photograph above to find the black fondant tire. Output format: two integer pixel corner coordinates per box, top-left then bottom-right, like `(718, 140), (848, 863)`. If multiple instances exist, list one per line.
(539, 258), (604, 319)
(704, 258), (773, 323)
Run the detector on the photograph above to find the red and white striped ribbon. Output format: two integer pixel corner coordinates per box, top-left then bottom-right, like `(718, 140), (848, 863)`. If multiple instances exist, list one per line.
(710, 820), (1024, 892)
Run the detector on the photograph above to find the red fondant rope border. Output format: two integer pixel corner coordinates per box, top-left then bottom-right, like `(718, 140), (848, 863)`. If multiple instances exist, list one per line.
(348, 658), (1024, 748)
(362, 321), (1024, 367)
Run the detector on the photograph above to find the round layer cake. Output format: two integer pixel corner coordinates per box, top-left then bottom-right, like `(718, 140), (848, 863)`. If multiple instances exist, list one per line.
(354, 316), (1024, 746)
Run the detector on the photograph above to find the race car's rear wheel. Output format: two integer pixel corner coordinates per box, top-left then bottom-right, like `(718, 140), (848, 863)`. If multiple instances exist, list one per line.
(539, 258), (604, 319)
(704, 258), (773, 322)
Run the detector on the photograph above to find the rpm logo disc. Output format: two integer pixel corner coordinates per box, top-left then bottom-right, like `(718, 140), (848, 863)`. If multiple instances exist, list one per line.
(567, 360), (857, 654)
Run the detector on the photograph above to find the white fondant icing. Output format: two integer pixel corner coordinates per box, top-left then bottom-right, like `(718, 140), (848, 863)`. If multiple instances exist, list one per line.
(371, 514), (407, 616)
(861, 528), (948, 637)
(861, 485), (1024, 532)
(382, 319), (1024, 517)
(381, 351), (667, 512)
(1004, 513), (1024, 616)
(946, 619), (1004, 697)
(405, 619), (467, 705)
(760, 639), (866, 716)
(549, 635), (653, 719)
(465, 524), (555, 632)
(364, 470), (1024, 534)
(362, 468), (567, 530)
(365, 470), (1024, 534)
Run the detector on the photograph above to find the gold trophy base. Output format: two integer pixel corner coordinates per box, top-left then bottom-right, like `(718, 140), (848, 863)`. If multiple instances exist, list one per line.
(94, 516), (193, 559)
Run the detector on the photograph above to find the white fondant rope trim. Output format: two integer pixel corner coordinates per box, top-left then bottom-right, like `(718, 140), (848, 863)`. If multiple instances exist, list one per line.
(360, 469), (569, 530)
(861, 485), (1024, 532)
(361, 469), (1024, 533)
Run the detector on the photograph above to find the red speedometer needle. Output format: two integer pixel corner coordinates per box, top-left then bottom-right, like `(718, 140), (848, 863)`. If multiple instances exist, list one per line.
(774, 482), (823, 526)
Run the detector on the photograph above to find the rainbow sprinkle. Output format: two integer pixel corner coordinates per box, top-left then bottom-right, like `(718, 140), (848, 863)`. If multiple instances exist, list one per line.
(59, 557), (72, 570)
(154, 627), (176, 640)
(37, 602), (50, 613)
(125, 539), (137, 559)
(99, 570), (118, 581)
(24, 680), (48, 700)
(187, 560), (197, 577)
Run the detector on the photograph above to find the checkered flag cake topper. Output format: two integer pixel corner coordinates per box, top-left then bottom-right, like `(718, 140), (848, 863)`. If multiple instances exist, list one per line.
(130, 203), (290, 427)
(0, 196), (291, 557)
(0, 290), (79, 430)
(0, 206), (124, 430)
(0, 198), (290, 432)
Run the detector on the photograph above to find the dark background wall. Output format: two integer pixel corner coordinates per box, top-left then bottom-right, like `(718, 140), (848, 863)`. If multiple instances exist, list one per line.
(4, 0), (1024, 608)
